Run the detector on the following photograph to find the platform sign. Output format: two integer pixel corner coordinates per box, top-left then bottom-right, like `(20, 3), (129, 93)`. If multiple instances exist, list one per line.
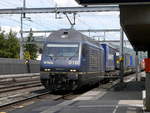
(75, 0), (150, 5)
(144, 58), (150, 73)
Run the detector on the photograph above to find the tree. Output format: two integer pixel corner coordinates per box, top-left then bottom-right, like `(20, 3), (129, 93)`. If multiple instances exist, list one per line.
(24, 29), (38, 60)
(7, 30), (20, 58)
(0, 30), (20, 58)
(0, 31), (6, 57)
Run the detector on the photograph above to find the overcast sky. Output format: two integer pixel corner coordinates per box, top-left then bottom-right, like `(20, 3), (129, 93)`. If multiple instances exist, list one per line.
(0, 0), (129, 47)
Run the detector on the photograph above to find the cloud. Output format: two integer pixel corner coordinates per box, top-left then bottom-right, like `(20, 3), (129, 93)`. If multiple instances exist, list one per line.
(53, 0), (79, 7)
(1, 26), (20, 33)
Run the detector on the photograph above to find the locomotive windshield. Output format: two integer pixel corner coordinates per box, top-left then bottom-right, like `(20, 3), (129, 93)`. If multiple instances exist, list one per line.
(45, 44), (79, 58)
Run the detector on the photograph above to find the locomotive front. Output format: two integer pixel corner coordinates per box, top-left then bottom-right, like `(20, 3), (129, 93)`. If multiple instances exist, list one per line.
(40, 42), (81, 91)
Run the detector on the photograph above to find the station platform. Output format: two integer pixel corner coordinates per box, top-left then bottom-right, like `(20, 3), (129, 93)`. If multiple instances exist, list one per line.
(41, 82), (144, 113)
(6, 73), (145, 113)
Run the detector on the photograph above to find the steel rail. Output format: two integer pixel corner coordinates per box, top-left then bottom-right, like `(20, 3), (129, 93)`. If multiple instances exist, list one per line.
(0, 91), (50, 108)
(0, 82), (42, 93)
(0, 73), (40, 79)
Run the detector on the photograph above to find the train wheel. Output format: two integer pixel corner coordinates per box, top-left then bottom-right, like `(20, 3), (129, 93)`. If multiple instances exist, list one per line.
(42, 78), (55, 92)
(70, 81), (77, 91)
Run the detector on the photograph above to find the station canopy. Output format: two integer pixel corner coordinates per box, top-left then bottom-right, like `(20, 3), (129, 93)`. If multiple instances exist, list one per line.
(76, 0), (150, 51)
(75, 0), (150, 5)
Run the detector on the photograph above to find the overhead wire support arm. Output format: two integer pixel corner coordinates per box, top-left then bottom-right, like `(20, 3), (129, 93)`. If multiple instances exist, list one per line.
(55, 5), (62, 19)
(23, 29), (121, 33)
(64, 13), (76, 28)
(0, 6), (119, 14)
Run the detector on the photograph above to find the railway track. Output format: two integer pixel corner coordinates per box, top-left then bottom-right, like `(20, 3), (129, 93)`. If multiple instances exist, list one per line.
(0, 76), (44, 110)
(0, 81), (42, 93)
(0, 77), (40, 85)
(0, 73), (139, 111)
(0, 79), (40, 87)
(0, 90), (78, 111)
(0, 82), (77, 110)
(0, 91), (50, 109)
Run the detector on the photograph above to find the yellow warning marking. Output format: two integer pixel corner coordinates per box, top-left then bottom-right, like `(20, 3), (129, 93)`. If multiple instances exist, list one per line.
(18, 105), (24, 108)
(0, 112), (7, 113)
(119, 57), (124, 61)
(22, 101), (34, 106)
(13, 105), (24, 109)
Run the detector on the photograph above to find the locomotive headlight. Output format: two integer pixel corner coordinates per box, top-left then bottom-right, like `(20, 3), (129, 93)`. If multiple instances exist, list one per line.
(70, 69), (77, 72)
(44, 69), (51, 71)
(47, 69), (51, 71)
(44, 69), (48, 71)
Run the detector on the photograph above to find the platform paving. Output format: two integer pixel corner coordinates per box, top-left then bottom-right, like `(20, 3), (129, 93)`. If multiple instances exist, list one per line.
(5, 75), (145, 113)
(41, 81), (144, 113)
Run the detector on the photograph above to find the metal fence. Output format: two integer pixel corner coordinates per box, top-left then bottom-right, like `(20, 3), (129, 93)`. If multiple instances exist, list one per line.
(0, 58), (40, 75)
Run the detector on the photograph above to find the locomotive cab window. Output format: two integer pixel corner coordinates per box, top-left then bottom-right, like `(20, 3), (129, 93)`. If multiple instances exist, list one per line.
(45, 44), (79, 58)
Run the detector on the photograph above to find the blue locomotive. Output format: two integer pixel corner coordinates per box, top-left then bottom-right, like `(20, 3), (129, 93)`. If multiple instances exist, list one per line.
(40, 29), (105, 91)
(40, 29), (136, 91)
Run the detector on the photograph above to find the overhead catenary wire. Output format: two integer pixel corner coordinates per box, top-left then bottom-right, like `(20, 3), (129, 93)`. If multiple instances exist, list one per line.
(30, 14), (62, 29)
(76, 16), (92, 29)
(0, 14), (56, 31)
(0, 1), (13, 8)
(0, 15), (29, 27)
(0, 1), (121, 43)
(0, 0), (22, 8)
(84, 12), (120, 39)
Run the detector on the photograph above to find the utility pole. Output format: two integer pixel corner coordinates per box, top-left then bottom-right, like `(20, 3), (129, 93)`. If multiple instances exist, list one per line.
(120, 28), (124, 82)
(135, 51), (139, 81)
(20, 0), (26, 59)
(23, 0), (26, 18)
(20, 13), (24, 59)
(145, 51), (150, 110)
(104, 32), (106, 41)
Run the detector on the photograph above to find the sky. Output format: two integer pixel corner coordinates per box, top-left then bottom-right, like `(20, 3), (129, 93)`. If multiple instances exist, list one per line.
(0, 0), (132, 48)
(0, 1), (120, 29)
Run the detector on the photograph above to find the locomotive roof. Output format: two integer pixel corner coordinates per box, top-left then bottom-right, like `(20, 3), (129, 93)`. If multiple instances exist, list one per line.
(47, 29), (98, 44)
(101, 43), (119, 52)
